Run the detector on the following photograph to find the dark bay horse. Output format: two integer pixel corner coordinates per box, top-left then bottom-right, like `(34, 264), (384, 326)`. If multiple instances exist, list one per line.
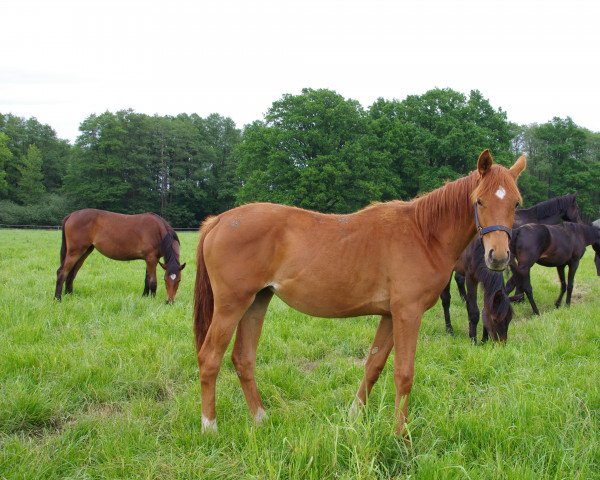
(193, 150), (525, 435)
(505, 222), (600, 315)
(441, 239), (512, 342)
(55, 209), (186, 303)
(513, 193), (582, 228)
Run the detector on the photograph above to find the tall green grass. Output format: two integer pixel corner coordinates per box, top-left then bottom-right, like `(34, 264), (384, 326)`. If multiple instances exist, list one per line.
(0, 229), (598, 479)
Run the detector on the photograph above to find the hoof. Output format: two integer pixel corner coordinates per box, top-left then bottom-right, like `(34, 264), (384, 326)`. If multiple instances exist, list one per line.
(201, 416), (217, 433)
(445, 326), (454, 336)
(349, 397), (364, 418)
(254, 408), (267, 425)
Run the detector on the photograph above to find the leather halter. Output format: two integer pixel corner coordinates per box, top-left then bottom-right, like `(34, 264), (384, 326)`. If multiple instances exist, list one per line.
(473, 203), (512, 239)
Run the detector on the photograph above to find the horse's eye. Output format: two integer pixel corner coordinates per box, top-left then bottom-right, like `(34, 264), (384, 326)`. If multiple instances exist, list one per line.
(515, 202), (520, 209)
(477, 198), (483, 206)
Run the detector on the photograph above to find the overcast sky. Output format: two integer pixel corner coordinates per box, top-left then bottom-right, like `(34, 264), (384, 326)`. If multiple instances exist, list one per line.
(2, 0), (599, 143)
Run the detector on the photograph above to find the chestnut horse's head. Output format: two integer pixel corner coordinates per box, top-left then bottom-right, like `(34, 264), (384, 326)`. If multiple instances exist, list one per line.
(472, 150), (526, 271)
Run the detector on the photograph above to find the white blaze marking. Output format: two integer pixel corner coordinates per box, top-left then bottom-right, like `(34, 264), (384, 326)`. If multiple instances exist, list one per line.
(202, 416), (217, 432)
(170, 274), (176, 280)
(495, 186), (506, 199)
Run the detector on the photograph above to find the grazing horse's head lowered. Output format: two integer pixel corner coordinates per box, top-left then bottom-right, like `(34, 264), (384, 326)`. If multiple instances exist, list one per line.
(159, 231), (186, 304)
(472, 150), (525, 271)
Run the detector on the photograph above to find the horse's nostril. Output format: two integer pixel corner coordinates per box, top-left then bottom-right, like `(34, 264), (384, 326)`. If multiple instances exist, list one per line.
(488, 249), (494, 261)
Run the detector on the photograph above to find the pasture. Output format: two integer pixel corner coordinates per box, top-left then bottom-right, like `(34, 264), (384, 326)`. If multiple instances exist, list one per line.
(1, 229), (599, 479)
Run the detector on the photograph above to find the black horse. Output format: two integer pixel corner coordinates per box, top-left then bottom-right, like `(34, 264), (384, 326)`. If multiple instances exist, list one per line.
(505, 222), (600, 315)
(454, 194), (583, 300)
(441, 239), (513, 342)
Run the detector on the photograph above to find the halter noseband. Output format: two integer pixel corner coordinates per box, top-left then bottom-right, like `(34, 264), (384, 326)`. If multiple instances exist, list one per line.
(473, 203), (512, 239)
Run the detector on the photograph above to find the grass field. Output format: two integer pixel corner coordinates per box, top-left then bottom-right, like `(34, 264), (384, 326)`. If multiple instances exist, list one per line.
(1, 229), (599, 479)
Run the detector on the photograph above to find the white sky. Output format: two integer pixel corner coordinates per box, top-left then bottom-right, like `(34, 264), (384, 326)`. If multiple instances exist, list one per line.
(2, 0), (599, 143)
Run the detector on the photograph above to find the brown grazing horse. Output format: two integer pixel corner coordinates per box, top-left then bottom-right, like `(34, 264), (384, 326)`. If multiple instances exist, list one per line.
(55, 209), (186, 303)
(193, 150), (525, 435)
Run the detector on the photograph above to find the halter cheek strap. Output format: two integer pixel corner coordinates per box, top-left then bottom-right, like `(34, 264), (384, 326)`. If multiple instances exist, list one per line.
(474, 203), (512, 239)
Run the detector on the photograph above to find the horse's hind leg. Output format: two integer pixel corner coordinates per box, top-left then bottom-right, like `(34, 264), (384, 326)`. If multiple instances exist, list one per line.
(65, 246), (94, 294)
(466, 277), (480, 343)
(565, 260), (580, 306)
(440, 280), (454, 335)
(554, 266), (567, 308)
(55, 247), (90, 300)
(198, 292), (256, 432)
(231, 289), (273, 423)
(454, 272), (467, 302)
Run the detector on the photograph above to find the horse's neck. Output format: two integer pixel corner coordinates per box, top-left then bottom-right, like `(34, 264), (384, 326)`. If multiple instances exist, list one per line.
(414, 176), (477, 267)
(581, 225), (600, 246)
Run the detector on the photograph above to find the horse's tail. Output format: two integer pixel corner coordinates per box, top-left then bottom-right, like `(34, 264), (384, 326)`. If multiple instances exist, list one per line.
(59, 214), (71, 267)
(193, 216), (219, 353)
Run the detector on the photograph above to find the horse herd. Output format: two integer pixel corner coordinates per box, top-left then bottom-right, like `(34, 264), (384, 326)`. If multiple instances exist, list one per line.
(53, 150), (600, 437)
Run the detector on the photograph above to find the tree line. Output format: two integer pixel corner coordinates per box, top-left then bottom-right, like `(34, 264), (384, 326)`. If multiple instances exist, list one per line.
(1, 87), (599, 228)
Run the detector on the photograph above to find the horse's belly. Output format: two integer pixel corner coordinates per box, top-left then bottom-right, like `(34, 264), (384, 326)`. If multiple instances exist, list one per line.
(94, 241), (144, 261)
(269, 282), (390, 318)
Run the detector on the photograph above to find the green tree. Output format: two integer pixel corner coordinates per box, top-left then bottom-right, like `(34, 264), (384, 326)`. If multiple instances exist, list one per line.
(0, 132), (11, 197)
(236, 88), (396, 212)
(518, 117), (599, 219)
(16, 144), (45, 205)
(368, 88), (513, 198)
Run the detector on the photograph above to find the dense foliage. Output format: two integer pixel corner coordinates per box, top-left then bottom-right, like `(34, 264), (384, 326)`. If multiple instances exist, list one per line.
(1, 88), (599, 227)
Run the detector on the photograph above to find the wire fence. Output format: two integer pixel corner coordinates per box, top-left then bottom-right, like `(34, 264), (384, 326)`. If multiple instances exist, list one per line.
(0, 224), (199, 232)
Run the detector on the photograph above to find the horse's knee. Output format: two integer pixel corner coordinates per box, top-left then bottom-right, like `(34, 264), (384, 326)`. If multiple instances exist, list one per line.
(231, 351), (254, 381)
(394, 371), (414, 394)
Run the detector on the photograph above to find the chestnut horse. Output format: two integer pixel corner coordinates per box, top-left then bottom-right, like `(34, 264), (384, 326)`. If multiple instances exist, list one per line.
(193, 150), (525, 435)
(55, 209), (186, 303)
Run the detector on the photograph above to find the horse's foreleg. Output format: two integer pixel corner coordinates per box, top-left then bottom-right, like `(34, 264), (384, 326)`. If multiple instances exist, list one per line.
(565, 260), (580, 306)
(65, 246), (94, 294)
(351, 314), (394, 417)
(466, 278), (480, 344)
(142, 269), (150, 297)
(440, 281), (453, 335)
(198, 293), (255, 432)
(145, 260), (158, 298)
(391, 304), (423, 438)
(554, 266), (567, 308)
(520, 268), (540, 315)
(231, 289), (273, 424)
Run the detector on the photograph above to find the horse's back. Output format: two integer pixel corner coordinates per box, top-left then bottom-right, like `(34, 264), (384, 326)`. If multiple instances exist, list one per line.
(64, 209), (166, 260)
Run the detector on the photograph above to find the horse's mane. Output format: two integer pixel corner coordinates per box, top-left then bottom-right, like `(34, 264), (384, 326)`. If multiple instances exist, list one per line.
(413, 166), (521, 241)
(470, 239), (512, 317)
(149, 213), (180, 272)
(519, 194), (576, 218)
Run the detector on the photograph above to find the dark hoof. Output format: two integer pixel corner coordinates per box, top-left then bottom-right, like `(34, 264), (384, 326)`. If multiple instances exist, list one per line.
(446, 326), (454, 336)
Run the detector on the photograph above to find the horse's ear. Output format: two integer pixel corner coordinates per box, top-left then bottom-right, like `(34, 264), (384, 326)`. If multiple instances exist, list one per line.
(179, 263), (187, 271)
(477, 149), (494, 177)
(159, 261), (166, 270)
(509, 154), (527, 179)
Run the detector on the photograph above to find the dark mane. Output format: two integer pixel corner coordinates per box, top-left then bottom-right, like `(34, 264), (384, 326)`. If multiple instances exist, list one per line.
(152, 213), (180, 273)
(472, 240), (512, 317)
(519, 194), (576, 219)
